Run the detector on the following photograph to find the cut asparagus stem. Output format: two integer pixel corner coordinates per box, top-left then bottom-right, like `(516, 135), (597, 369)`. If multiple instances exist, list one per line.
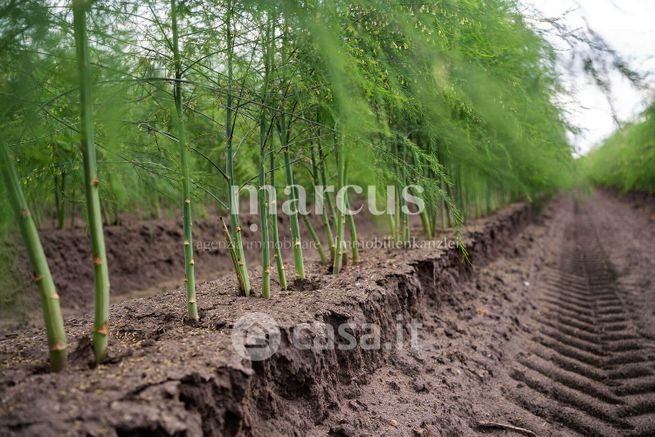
(220, 217), (246, 292)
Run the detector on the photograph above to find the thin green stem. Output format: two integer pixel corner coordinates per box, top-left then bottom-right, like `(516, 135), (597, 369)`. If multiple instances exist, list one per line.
(303, 214), (328, 265)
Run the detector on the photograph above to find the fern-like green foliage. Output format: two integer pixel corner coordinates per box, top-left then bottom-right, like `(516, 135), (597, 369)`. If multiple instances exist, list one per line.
(1, 0), (576, 233)
(583, 103), (655, 194)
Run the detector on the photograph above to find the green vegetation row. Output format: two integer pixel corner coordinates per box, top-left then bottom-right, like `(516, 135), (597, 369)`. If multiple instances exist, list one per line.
(583, 103), (655, 194)
(1, 0), (575, 371)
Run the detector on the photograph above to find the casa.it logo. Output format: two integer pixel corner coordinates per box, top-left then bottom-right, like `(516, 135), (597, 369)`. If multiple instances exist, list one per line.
(231, 312), (281, 361)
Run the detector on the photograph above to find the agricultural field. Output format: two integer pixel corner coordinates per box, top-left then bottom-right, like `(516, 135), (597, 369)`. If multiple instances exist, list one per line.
(1, 1), (654, 436)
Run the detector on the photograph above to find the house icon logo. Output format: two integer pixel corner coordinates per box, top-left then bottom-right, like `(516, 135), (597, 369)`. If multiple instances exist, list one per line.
(231, 312), (281, 361)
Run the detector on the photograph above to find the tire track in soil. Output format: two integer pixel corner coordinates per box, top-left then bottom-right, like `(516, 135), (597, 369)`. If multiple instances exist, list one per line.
(503, 199), (655, 436)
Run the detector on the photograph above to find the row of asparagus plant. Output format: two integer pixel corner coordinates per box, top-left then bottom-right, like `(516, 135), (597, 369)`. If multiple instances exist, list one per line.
(583, 102), (655, 193)
(6, 0), (638, 237)
(0, 0), (585, 372)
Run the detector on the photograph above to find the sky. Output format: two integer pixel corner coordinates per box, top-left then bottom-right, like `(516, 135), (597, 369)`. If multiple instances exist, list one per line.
(520, 0), (655, 155)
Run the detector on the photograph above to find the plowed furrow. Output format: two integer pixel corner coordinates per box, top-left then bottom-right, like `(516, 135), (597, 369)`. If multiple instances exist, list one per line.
(542, 298), (595, 315)
(615, 378), (655, 396)
(501, 204), (655, 436)
(507, 384), (630, 437)
(509, 367), (630, 428)
(541, 320), (600, 343)
(608, 364), (654, 380)
(530, 348), (611, 383)
(517, 355), (622, 404)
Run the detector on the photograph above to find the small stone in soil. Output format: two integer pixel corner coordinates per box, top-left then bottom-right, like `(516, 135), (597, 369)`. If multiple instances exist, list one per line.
(348, 399), (368, 411)
(329, 424), (357, 436)
(387, 380), (401, 391)
(412, 378), (429, 392)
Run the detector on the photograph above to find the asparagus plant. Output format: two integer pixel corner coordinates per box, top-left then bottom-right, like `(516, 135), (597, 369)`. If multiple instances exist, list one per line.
(280, 122), (305, 279)
(345, 197), (359, 265)
(171, 0), (199, 319)
(258, 148), (272, 298)
(332, 139), (346, 274)
(317, 139), (338, 232)
(400, 140), (410, 245)
(310, 143), (335, 259)
(302, 214), (328, 265)
(269, 149), (288, 290)
(258, 14), (274, 299)
(263, 8), (287, 291)
(0, 142), (68, 372)
(73, 0), (110, 361)
(221, 217), (246, 291)
(225, 0), (251, 295)
(275, 19), (306, 280)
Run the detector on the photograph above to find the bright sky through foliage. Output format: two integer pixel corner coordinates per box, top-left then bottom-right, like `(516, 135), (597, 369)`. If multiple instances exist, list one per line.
(522, 0), (655, 155)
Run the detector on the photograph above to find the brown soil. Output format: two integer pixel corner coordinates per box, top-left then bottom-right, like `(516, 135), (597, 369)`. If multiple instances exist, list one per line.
(1, 190), (654, 436)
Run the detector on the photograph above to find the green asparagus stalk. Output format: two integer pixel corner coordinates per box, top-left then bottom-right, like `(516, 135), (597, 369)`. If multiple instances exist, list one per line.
(269, 150), (288, 290)
(388, 187), (397, 241)
(73, 0), (110, 361)
(171, 0), (199, 319)
(221, 217), (246, 292)
(317, 140), (338, 231)
(259, 178), (271, 298)
(332, 139), (346, 274)
(0, 142), (68, 371)
(258, 14), (273, 299)
(401, 141), (410, 245)
(394, 185), (401, 243)
(310, 143), (335, 259)
(225, 0), (251, 295)
(302, 214), (328, 265)
(345, 197), (359, 264)
(413, 186), (432, 239)
(280, 124), (305, 279)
